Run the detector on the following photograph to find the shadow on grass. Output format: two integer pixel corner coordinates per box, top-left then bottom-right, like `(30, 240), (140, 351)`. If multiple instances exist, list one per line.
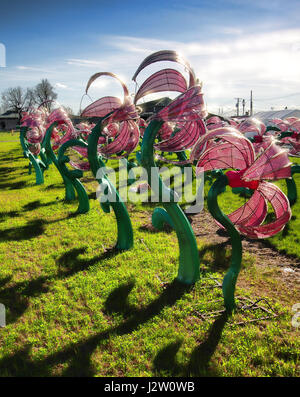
(0, 180), (27, 190)
(0, 210), (20, 223)
(88, 192), (97, 200)
(56, 246), (119, 278)
(0, 219), (46, 241)
(139, 223), (173, 234)
(0, 246), (118, 325)
(43, 183), (65, 191)
(198, 241), (231, 272)
(22, 200), (59, 212)
(186, 312), (228, 376)
(152, 312), (228, 377)
(0, 200), (59, 224)
(0, 279), (191, 376)
(0, 276), (50, 324)
(153, 340), (184, 376)
(0, 213), (80, 242)
(0, 166), (19, 175)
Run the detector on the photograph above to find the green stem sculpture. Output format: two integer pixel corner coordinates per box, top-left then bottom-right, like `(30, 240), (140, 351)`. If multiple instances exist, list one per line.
(57, 139), (90, 214)
(87, 119), (133, 250)
(43, 122), (76, 201)
(140, 119), (200, 284)
(207, 174), (242, 313)
(286, 164), (300, 207)
(20, 127), (45, 185)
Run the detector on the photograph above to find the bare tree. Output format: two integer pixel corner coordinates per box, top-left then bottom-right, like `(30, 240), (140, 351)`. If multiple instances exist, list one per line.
(34, 79), (57, 110)
(1, 86), (34, 122)
(62, 106), (74, 116)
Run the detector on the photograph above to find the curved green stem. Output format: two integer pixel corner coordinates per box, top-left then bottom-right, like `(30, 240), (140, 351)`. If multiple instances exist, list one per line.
(20, 127), (44, 185)
(43, 122), (76, 201)
(279, 131), (294, 140)
(207, 174), (242, 313)
(57, 139), (90, 214)
(286, 164), (300, 207)
(87, 118), (133, 250)
(140, 119), (200, 284)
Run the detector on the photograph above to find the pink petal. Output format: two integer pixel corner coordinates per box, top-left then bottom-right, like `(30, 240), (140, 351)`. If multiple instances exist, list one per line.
(132, 50), (196, 87)
(191, 128), (255, 167)
(227, 190), (267, 227)
(237, 182), (291, 238)
(243, 140), (292, 181)
(81, 96), (122, 118)
(155, 120), (206, 152)
(134, 69), (188, 104)
(155, 86), (207, 121)
(85, 72), (129, 98)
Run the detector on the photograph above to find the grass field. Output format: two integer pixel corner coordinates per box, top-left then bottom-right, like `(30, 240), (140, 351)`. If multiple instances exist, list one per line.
(0, 131), (299, 377)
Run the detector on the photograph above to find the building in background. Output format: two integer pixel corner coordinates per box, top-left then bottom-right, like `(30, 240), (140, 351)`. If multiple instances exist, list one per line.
(254, 109), (300, 123)
(0, 111), (19, 131)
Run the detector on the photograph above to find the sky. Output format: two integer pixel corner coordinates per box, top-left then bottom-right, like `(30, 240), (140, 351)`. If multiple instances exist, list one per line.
(0, 0), (300, 115)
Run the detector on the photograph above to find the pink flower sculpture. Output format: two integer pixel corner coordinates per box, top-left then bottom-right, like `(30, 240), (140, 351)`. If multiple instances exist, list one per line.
(20, 107), (49, 155)
(132, 50), (207, 156)
(191, 128), (292, 238)
(268, 117), (300, 155)
(46, 106), (91, 170)
(81, 72), (140, 159)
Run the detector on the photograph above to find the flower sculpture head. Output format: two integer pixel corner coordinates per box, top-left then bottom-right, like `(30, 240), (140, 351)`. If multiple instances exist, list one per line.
(132, 50), (207, 159)
(20, 107), (49, 155)
(205, 115), (238, 130)
(81, 72), (140, 159)
(191, 128), (292, 238)
(268, 117), (300, 155)
(46, 106), (91, 170)
(235, 117), (274, 154)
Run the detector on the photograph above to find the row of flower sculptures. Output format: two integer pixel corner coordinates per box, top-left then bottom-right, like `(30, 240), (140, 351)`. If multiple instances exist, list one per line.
(19, 50), (300, 313)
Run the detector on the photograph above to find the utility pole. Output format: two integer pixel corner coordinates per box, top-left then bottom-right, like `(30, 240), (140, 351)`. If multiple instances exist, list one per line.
(235, 97), (243, 116)
(250, 90), (253, 116)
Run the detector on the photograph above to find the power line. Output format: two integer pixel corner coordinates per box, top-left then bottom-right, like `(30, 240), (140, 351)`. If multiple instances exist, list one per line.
(254, 92), (300, 102)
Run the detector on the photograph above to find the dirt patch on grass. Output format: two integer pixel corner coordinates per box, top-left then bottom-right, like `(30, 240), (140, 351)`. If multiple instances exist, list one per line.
(189, 210), (300, 301)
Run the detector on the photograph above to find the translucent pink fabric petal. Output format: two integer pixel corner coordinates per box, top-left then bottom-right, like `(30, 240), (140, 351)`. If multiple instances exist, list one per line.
(285, 117), (299, 124)
(69, 146), (90, 170)
(290, 120), (300, 132)
(122, 120), (140, 153)
(134, 69), (188, 104)
(289, 140), (300, 156)
(191, 128), (255, 167)
(195, 141), (252, 172)
(99, 120), (140, 158)
(242, 140), (292, 181)
(206, 116), (223, 125)
(238, 118), (266, 136)
(268, 118), (290, 132)
(227, 189), (267, 228)
(155, 86), (207, 121)
(238, 182), (291, 238)
(81, 96), (122, 118)
(105, 102), (139, 123)
(132, 50), (196, 87)
(154, 120), (206, 152)
(85, 72), (129, 98)
(99, 122), (130, 156)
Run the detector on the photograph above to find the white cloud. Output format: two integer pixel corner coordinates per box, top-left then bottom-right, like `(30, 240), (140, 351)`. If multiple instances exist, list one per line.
(55, 82), (68, 89)
(66, 58), (108, 68)
(3, 28), (300, 115)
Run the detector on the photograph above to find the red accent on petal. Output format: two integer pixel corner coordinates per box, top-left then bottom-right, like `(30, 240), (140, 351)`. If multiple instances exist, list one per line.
(226, 170), (259, 190)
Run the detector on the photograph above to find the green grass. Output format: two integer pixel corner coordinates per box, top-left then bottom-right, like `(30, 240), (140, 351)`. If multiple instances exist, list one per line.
(0, 131), (299, 377)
